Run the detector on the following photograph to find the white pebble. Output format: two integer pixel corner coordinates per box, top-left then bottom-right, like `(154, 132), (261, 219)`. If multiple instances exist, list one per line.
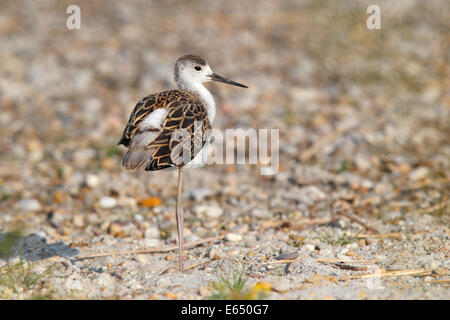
(99, 196), (117, 209)
(18, 198), (42, 211)
(144, 227), (160, 239)
(85, 174), (100, 188)
(302, 244), (315, 252)
(194, 205), (223, 219)
(409, 167), (430, 181)
(225, 233), (242, 242)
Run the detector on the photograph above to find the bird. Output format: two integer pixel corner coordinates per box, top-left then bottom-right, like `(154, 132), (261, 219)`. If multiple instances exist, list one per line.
(118, 54), (248, 272)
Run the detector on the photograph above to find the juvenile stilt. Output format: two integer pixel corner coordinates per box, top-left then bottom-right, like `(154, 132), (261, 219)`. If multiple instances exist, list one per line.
(175, 167), (184, 272)
(118, 54), (247, 272)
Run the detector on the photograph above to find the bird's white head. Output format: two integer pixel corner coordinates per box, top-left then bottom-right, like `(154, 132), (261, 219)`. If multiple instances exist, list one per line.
(174, 54), (248, 91)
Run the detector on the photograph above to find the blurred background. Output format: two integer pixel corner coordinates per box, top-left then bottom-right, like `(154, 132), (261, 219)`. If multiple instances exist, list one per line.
(0, 0), (448, 299)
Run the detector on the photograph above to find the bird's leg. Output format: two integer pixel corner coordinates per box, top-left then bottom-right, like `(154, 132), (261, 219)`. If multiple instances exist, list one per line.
(176, 166), (184, 272)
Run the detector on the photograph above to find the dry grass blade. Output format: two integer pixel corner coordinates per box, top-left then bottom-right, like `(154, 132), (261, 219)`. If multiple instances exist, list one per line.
(418, 279), (450, 284)
(356, 233), (402, 239)
(337, 211), (379, 234)
(184, 259), (213, 271)
(403, 177), (450, 191)
(343, 268), (431, 280)
(268, 258), (377, 264)
(74, 235), (225, 260)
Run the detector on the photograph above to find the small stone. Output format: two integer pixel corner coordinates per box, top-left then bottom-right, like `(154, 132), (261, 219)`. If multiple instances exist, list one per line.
(409, 167), (430, 181)
(156, 278), (171, 287)
(417, 255), (440, 269)
(358, 239), (367, 246)
(73, 214), (85, 228)
(73, 148), (96, 166)
(226, 249), (240, 256)
(208, 247), (224, 260)
(231, 224), (249, 234)
(225, 233), (242, 242)
(279, 245), (293, 254)
(99, 196), (117, 209)
(346, 242), (358, 249)
(141, 238), (160, 247)
(184, 188), (214, 201)
(250, 207), (272, 219)
(333, 218), (347, 229)
(319, 248), (332, 255)
(302, 244), (315, 252)
(198, 286), (211, 296)
(292, 186), (326, 205)
(109, 223), (125, 237)
(118, 196), (137, 209)
(194, 205), (223, 219)
(85, 174), (100, 188)
(144, 227), (160, 239)
(18, 198), (42, 212)
(185, 234), (200, 242)
(165, 254), (175, 261)
(138, 197), (162, 208)
(133, 254), (148, 263)
(276, 252), (299, 260)
(268, 278), (290, 292)
(53, 191), (65, 204)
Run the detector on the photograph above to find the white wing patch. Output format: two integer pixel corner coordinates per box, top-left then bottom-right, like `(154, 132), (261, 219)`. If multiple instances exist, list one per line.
(140, 108), (168, 131)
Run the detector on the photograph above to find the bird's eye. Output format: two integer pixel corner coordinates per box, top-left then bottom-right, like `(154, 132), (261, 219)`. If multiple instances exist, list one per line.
(195, 66), (202, 71)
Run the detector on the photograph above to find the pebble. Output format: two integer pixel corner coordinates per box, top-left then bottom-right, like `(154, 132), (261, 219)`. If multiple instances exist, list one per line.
(133, 254), (149, 264)
(144, 227), (160, 239)
(409, 167), (430, 181)
(346, 243), (358, 249)
(141, 238), (160, 247)
(226, 248), (240, 256)
(85, 174), (100, 188)
(156, 278), (171, 287)
(73, 214), (85, 228)
(250, 207), (272, 219)
(109, 223), (125, 237)
(276, 252), (299, 260)
(184, 188), (214, 201)
(18, 198), (42, 211)
(208, 247), (225, 260)
(194, 205), (223, 219)
(292, 186), (326, 205)
(118, 196), (138, 209)
(268, 277), (291, 292)
(99, 196), (117, 209)
(319, 248), (333, 256)
(417, 255), (440, 269)
(185, 234), (200, 242)
(333, 218), (347, 229)
(225, 233), (242, 242)
(302, 244), (315, 252)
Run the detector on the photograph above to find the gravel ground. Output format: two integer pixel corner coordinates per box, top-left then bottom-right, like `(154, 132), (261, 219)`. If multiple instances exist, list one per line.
(0, 0), (449, 299)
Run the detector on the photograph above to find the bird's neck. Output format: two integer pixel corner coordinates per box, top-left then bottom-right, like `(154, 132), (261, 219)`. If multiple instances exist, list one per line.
(178, 81), (216, 123)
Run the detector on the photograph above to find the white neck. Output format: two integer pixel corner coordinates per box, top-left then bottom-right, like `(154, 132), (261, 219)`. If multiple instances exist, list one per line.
(177, 80), (216, 123)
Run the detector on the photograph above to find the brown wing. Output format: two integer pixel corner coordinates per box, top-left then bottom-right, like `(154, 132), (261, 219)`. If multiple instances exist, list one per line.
(119, 90), (211, 171)
(118, 90), (181, 147)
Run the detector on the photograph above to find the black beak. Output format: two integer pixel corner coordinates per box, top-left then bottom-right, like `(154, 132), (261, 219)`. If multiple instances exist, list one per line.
(210, 73), (248, 88)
